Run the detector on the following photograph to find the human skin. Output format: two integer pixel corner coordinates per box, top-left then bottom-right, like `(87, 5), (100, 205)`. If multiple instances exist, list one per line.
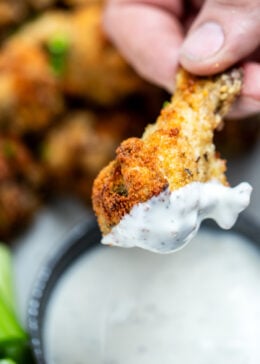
(103, 0), (260, 117)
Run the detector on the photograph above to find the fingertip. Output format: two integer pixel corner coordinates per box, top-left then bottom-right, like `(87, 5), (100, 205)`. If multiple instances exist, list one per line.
(102, 3), (183, 91)
(179, 55), (228, 76)
(179, 0), (260, 76)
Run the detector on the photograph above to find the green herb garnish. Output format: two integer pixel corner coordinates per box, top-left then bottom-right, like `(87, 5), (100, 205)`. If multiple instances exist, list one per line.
(162, 101), (170, 108)
(47, 33), (70, 76)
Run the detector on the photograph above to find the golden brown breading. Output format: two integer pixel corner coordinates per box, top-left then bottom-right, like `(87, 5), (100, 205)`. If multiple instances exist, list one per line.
(0, 136), (45, 189)
(0, 1), (27, 27)
(27, 0), (57, 10)
(62, 0), (103, 7)
(0, 42), (64, 134)
(0, 182), (39, 240)
(92, 68), (243, 235)
(7, 4), (152, 106)
(0, 136), (45, 239)
(41, 110), (146, 199)
(0, 0), (56, 36)
(62, 4), (146, 105)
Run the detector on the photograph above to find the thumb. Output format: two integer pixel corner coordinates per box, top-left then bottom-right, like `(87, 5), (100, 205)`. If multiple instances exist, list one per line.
(180, 0), (260, 75)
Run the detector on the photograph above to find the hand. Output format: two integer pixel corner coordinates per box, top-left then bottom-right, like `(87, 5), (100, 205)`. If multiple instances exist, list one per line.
(103, 0), (260, 117)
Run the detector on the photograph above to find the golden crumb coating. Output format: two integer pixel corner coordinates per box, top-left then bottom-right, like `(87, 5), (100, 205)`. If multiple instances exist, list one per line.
(62, 4), (145, 104)
(0, 136), (45, 239)
(7, 4), (149, 106)
(0, 1), (27, 27)
(0, 182), (39, 240)
(0, 42), (64, 134)
(0, 136), (45, 190)
(41, 109), (146, 199)
(27, 0), (57, 10)
(92, 68), (243, 235)
(62, 0), (103, 7)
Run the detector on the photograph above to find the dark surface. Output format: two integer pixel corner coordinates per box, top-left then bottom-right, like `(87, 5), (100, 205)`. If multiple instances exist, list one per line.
(27, 213), (260, 364)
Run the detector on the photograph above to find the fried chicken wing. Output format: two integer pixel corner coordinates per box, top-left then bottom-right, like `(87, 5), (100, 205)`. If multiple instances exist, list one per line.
(27, 0), (57, 10)
(0, 42), (64, 134)
(0, 0), (57, 38)
(0, 182), (40, 240)
(0, 136), (45, 239)
(41, 109), (147, 200)
(0, 1), (27, 28)
(92, 68), (252, 253)
(62, 0), (103, 7)
(7, 4), (150, 106)
(0, 136), (45, 188)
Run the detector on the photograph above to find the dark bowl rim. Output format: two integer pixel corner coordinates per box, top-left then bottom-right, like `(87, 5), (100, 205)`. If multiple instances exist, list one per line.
(27, 213), (260, 364)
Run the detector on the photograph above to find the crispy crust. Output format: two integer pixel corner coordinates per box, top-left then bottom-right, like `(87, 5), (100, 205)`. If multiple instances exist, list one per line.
(92, 68), (243, 234)
(7, 4), (149, 106)
(41, 110), (146, 198)
(0, 136), (45, 239)
(0, 42), (64, 134)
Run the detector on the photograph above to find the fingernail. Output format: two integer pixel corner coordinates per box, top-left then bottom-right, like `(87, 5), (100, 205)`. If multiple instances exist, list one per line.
(181, 22), (224, 61)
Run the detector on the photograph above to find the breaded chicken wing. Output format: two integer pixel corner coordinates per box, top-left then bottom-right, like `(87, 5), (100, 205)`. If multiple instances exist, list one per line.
(92, 68), (252, 253)
(62, 0), (103, 7)
(0, 42), (64, 134)
(0, 1), (27, 28)
(0, 0), (56, 33)
(42, 109), (146, 199)
(0, 136), (45, 239)
(28, 0), (56, 10)
(0, 182), (39, 240)
(7, 4), (150, 106)
(0, 136), (45, 188)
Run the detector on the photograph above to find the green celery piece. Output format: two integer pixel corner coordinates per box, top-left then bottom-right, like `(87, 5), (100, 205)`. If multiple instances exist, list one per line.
(0, 359), (17, 364)
(0, 339), (33, 364)
(0, 245), (15, 312)
(0, 244), (27, 343)
(0, 300), (27, 342)
(0, 246), (34, 364)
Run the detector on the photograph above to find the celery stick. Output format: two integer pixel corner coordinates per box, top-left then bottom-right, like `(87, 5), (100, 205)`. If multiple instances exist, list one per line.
(0, 245), (15, 313)
(0, 244), (34, 364)
(0, 244), (26, 342)
(0, 339), (33, 364)
(0, 299), (27, 342)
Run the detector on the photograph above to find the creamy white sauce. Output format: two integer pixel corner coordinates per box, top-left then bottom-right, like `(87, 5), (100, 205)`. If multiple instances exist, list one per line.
(44, 229), (260, 364)
(102, 180), (252, 253)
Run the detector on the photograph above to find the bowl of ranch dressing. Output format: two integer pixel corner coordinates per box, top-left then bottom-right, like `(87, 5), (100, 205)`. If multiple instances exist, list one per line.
(28, 214), (260, 364)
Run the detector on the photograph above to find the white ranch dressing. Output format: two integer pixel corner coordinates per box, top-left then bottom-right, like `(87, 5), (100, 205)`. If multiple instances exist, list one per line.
(44, 229), (260, 364)
(102, 180), (252, 253)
